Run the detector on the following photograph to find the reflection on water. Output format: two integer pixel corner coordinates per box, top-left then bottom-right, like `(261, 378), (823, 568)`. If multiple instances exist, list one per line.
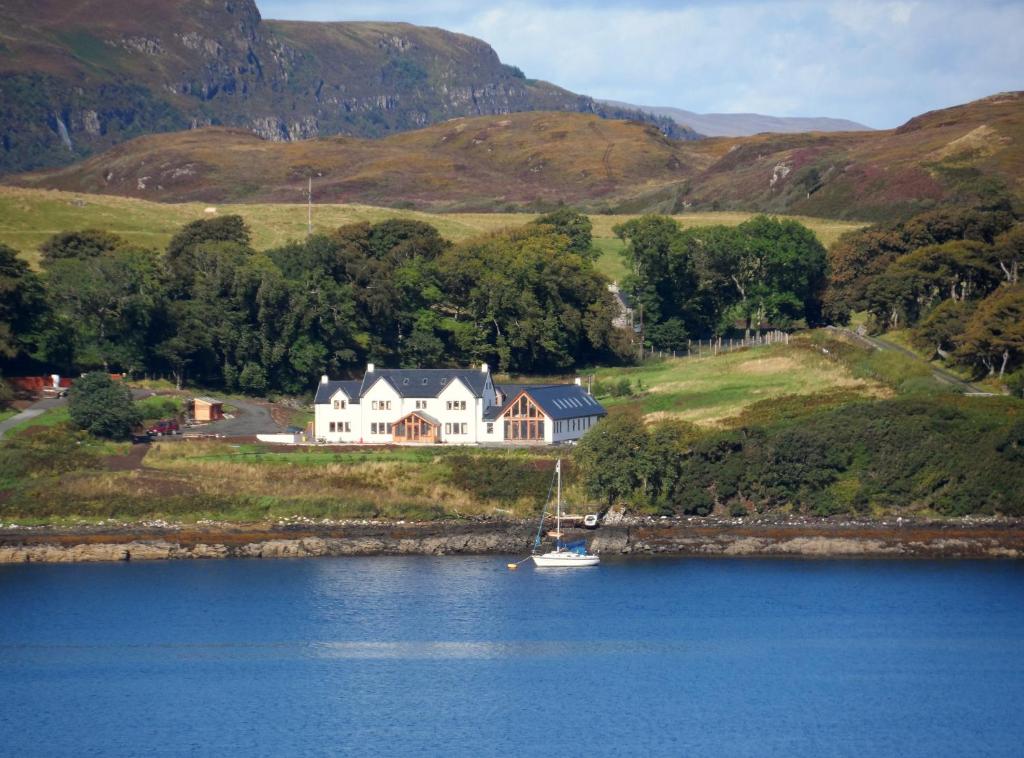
(1, 556), (1023, 757)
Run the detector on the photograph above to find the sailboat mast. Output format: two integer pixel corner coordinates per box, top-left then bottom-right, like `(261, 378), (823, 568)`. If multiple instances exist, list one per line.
(556, 459), (561, 538)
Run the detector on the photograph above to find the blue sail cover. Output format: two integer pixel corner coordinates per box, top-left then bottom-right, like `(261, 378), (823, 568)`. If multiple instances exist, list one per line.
(556, 539), (589, 555)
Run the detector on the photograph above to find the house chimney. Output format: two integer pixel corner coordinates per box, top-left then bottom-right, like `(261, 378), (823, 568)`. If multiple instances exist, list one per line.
(574, 377), (582, 386)
(480, 362), (489, 373)
(320, 374), (329, 385)
(367, 362), (375, 373)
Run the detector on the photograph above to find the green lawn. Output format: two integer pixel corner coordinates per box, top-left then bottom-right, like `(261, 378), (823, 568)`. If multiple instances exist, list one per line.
(591, 341), (881, 426)
(3, 406), (70, 435)
(593, 237), (629, 282)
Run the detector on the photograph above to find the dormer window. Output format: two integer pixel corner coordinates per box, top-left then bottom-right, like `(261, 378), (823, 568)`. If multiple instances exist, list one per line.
(333, 399), (346, 410)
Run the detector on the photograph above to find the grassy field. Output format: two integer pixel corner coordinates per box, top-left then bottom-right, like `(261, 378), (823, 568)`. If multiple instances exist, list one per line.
(590, 341), (883, 426)
(0, 186), (866, 272)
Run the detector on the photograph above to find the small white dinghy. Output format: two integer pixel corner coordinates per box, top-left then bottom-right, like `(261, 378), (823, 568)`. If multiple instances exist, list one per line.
(531, 459), (600, 568)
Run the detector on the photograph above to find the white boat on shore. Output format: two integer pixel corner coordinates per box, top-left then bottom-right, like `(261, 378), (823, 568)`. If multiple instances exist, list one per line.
(531, 459), (600, 568)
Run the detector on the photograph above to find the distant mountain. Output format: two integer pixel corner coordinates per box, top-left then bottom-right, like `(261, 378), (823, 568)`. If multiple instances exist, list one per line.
(601, 100), (872, 137)
(0, 0), (694, 175)
(14, 92), (1024, 222)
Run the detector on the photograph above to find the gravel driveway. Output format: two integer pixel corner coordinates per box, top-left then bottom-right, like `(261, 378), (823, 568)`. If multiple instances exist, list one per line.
(189, 398), (283, 437)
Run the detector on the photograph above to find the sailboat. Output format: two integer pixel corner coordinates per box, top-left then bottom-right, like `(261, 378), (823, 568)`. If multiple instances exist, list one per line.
(531, 459), (600, 568)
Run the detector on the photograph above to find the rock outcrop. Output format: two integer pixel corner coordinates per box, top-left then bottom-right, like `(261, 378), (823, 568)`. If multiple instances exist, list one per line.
(0, 0), (693, 175)
(2, 521), (1021, 563)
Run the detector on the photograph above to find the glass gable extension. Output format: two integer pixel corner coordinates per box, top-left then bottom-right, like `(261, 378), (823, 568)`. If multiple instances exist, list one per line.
(503, 393), (545, 441)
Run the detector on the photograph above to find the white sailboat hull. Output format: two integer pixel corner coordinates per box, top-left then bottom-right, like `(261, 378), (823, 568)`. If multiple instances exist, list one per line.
(532, 551), (600, 568)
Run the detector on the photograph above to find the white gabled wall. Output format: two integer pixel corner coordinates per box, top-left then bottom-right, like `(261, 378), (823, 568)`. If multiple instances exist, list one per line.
(314, 388), (360, 443)
(551, 414), (601, 443)
(436, 378), (478, 444)
(359, 377), (402, 442)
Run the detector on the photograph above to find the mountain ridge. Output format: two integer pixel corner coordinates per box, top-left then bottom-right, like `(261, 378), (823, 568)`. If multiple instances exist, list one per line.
(0, 0), (694, 175)
(600, 99), (873, 137)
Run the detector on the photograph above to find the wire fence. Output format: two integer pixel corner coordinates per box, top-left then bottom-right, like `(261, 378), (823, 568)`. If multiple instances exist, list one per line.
(641, 330), (791, 360)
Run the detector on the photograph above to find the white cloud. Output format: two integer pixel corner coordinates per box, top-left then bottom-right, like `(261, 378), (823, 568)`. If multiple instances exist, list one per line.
(256, 1), (1024, 128)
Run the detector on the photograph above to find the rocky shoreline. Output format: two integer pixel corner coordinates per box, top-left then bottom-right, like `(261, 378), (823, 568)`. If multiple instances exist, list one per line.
(2, 518), (1023, 563)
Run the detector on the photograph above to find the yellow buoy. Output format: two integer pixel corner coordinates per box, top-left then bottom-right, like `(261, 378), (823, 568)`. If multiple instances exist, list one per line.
(507, 563), (518, 570)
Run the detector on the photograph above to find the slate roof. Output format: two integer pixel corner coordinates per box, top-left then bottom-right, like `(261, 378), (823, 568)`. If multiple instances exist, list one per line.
(314, 380), (362, 405)
(360, 368), (488, 399)
(484, 383), (606, 421)
(522, 384), (607, 420)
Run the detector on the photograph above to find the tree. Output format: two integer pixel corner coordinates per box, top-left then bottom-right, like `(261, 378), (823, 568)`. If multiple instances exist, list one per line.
(437, 225), (623, 372)
(573, 411), (649, 505)
(45, 246), (164, 372)
(39, 229), (124, 265)
(67, 373), (141, 439)
(993, 225), (1023, 285)
(533, 208), (595, 258)
(165, 215), (251, 293)
(954, 286), (1024, 378)
(912, 299), (975, 359)
(823, 208), (1014, 322)
(0, 243), (45, 358)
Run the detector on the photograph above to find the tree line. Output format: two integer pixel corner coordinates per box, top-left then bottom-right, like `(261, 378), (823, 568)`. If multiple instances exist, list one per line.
(614, 214), (829, 349)
(825, 208), (1023, 383)
(575, 398), (1024, 518)
(0, 209), (631, 394)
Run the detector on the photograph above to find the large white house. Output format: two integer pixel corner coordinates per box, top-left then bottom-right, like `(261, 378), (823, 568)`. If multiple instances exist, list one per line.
(314, 363), (607, 445)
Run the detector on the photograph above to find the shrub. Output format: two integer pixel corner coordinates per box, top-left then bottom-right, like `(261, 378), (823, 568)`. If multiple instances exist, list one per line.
(134, 395), (183, 421)
(0, 424), (98, 480)
(68, 373), (141, 439)
(1006, 371), (1024, 399)
(611, 378), (633, 397)
(446, 454), (557, 505)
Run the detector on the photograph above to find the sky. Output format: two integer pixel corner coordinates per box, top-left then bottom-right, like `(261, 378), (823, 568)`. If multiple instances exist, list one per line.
(256, 1), (1024, 129)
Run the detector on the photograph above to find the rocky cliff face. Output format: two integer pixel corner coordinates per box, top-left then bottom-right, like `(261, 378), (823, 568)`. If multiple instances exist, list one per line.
(0, 0), (694, 174)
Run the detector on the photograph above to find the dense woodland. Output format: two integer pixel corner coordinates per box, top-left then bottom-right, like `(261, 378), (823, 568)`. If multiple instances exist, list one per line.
(824, 208), (1023, 382)
(0, 210), (633, 394)
(614, 214), (829, 347)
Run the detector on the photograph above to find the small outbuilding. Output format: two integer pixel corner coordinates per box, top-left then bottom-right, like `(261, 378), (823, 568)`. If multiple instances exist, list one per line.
(193, 396), (225, 422)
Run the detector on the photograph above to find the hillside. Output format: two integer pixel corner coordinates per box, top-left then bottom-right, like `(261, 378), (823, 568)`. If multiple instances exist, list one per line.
(601, 99), (873, 137)
(0, 186), (865, 273)
(11, 92), (1024, 220)
(0, 0), (693, 175)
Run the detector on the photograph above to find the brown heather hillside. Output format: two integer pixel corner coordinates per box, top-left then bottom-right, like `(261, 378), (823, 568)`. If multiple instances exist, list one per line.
(11, 92), (1024, 219)
(10, 113), (710, 210)
(0, 0), (690, 175)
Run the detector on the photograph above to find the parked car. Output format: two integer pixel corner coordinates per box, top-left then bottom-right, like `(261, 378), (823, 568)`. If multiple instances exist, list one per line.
(147, 419), (180, 436)
(583, 514), (600, 529)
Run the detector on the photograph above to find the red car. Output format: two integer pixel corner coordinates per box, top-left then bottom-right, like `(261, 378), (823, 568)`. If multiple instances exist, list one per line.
(147, 419), (180, 436)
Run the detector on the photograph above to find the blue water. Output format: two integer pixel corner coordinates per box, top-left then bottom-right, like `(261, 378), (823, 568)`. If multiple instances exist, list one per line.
(2, 557), (1023, 757)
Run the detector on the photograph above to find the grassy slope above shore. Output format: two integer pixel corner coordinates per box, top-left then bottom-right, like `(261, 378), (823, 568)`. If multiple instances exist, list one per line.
(0, 186), (866, 274)
(4, 334), (1018, 525)
(0, 339), (899, 525)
